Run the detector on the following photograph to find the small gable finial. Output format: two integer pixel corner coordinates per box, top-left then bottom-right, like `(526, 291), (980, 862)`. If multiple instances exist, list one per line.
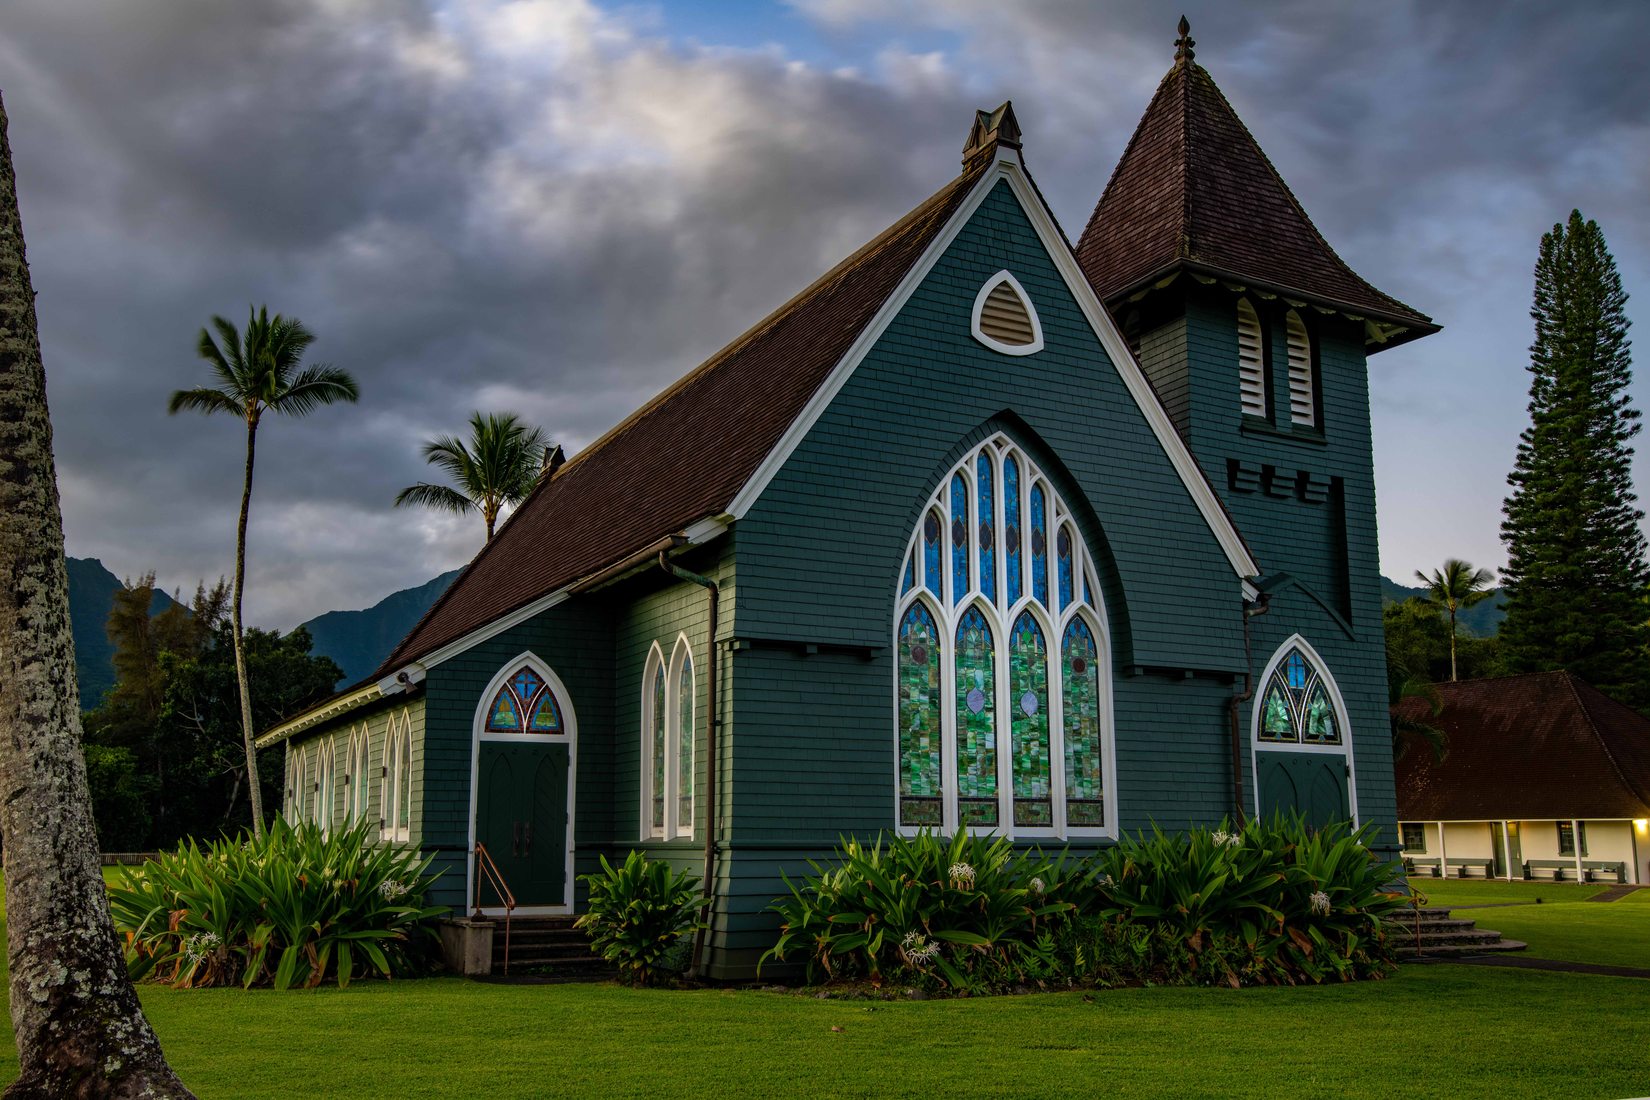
(1174, 15), (1195, 65)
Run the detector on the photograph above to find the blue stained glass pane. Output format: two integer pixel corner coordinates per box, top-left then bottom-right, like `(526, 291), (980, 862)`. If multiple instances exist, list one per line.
(1057, 525), (1074, 610)
(950, 474), (969, 605)
(1084, 574), (1093, 606)
(1284, 651), (1309, 691)
(1030, 484), (1049, 606)
(511, 668), (542, 704)
(977, 454), (996, 604)
(1005, 456), (1022, 606)
(922, 509), (942, 598)
(902, 551), (915, 595)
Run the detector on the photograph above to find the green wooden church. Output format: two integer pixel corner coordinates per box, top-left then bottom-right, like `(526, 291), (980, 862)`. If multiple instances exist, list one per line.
(262, 23), (1437, 978)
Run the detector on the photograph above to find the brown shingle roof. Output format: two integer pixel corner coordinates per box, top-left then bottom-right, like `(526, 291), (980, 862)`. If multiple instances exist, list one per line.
(378, 159), (991, 673)
(1075, 57), (1436, 344)
(1396, 671), (1650, 821)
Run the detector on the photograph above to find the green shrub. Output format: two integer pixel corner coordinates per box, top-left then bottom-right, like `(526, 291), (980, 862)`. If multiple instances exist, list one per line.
(762, 818), (1403, 993)
(576, 851), (705, 986)
(108, 819), (446, 989)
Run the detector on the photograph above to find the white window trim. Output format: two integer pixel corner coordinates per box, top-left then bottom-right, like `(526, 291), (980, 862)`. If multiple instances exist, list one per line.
(314, 736), (336, 833)
(1237, 297), (1267, 419)
(380, 709), (414, 844)
(1285, 309), (1316, 428)
(346, 724), (371, 826)
(970, 269), (1044, 356)
(893, 433), (1117, 841)
(1248, 634), (1359, 825)
(641, 636), (697, 841)
(286, 748), (304, 826)
(463, 650), (579, 916)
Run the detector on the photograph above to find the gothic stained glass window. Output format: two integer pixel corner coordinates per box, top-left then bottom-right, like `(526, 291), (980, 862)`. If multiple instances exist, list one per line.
(1030, 484), (1049, 607)
(895, 435), (1109, 836)
(1004, 456), (1023, 606)
(1009, 612), (1052, 827)
(651, 663), (667, 831)
(486, 664), (565, 735)
(923, 509), (943, 599)
(954, 606), (998, 828)
(1057, 524), (1074, 610)
(1257, 645), (1342, 746)
(977, 454), (996, 604)
(677, 655), (695, 831)
(1062, 618), (1104, 827)
(898, 602), (944, 827)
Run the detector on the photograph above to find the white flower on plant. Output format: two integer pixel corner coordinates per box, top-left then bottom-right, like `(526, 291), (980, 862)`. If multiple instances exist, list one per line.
(378, 879), (412, 902)
(1029, 876), (1046, 896)
(1098, 874), (1116, 889)
(948, 862), (976, 888)
(900, 931), (939, 966)
(180, 931), (222, 966)
(1309, 891), (1331, 916)
(1211, 830), (1242, 849)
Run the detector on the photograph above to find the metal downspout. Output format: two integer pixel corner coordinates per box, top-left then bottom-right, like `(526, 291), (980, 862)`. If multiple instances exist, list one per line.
(1228, 591), (1270, 824)
(659, 551), (719, 978)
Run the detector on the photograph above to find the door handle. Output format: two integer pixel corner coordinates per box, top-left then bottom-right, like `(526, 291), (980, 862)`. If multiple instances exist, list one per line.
(523, 821), (533, 856)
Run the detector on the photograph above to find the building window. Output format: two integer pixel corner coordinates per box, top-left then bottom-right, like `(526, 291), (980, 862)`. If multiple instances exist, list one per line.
(1257, 647), (1341, 745)
(484, 665), (563, 734)
(346, 725), (371, 825)
(1285, 309), (1316, 428)
(642, 639), (696, 840)
(895, 434), (1111, 837)
(286, 748), (305, 826)
(381, 711), (413, 843)
(1400, 822), (1425, 852)
(1236, 297), (1267, 419)
(1556, 821), (1587, 857)
(314, 737), (336, 832)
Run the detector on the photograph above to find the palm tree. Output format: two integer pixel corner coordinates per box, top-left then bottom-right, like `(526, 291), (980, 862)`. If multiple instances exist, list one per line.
(0, 91), (193, 1096)
(1414, 558), (1497, 681)
(169, 307), (358, 838)
(395, 412), (550, 541)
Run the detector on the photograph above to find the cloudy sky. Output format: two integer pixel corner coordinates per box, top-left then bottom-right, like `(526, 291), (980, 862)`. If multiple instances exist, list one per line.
(3, 1), (1647, 626)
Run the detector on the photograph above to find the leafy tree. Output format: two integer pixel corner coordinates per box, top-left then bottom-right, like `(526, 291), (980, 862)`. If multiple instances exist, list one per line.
(395, 411), (551, 541)
(0, 89), (192, 1096)
(1500, 210), (1650, 706)
(1414, 559), (1497, 681)
(1383, 598), (1503, 687)
(169, 307), (358, 836)
(1387, 657), (1445, 763)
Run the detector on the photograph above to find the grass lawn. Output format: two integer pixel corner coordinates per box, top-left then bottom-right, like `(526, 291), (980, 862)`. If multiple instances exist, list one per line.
(1409, 878), (1650, 970)
(0, 874), (1643, 1097)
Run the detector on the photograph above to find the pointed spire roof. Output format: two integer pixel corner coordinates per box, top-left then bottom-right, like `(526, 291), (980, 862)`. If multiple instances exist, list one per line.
(1077, 19), (1437, 350)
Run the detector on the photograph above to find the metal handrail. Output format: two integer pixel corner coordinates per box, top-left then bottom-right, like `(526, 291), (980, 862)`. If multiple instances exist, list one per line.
(472, 842), (516, 974)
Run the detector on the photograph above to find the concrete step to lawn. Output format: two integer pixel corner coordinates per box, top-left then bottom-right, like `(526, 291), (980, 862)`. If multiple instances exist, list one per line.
(1384, 909), (1528, 960)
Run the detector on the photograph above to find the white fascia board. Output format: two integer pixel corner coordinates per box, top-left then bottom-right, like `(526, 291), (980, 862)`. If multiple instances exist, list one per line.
(724, 150), (1257, 580)
(256, 682), (382, 749)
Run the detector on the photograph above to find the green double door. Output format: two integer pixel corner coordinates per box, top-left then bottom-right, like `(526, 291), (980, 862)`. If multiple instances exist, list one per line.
(1256, 750), (1350, 827)
(476, 742), (570, 908)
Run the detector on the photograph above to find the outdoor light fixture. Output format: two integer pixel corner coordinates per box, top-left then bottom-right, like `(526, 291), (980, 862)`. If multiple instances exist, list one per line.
(1635, 819), (1648, 833)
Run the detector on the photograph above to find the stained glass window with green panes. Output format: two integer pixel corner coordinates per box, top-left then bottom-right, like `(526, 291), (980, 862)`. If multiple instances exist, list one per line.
(954, 606), (998, 827)
(1260, 682), (1294, 741)
(1303, 683), (1338, 743)
(677, 655), (694, 830)
(898, 602), (943, 827)
(1009, 611), (1052, 827)
(1062, 618), (1104, 826)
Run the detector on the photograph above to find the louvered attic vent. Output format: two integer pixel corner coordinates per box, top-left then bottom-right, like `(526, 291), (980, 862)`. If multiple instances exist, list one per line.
(1285, 310), (1316, 427)
(1236, 298), (1266, 418)
(971, 270), (1043, 355)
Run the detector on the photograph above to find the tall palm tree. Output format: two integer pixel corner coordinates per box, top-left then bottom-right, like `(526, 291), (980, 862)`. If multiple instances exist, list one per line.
(169, 307), (358, 838)
(395, 411), (550, 541)
(0, 91), (193, 1096)
(1415, 558), (1497, 681)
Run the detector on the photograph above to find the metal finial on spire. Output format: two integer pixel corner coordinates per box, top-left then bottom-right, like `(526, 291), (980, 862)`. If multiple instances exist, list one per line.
(1174, 15), (1195, 65)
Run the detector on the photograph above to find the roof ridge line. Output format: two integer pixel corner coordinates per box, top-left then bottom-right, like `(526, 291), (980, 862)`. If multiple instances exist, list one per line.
(1566, 672), (1650, 811)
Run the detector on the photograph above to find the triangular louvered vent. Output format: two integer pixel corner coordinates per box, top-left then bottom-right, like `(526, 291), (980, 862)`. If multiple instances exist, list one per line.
(1285, 310), (1315, 427)
(971, 271), (1043, 355)
(1237, 298), (1265, 417)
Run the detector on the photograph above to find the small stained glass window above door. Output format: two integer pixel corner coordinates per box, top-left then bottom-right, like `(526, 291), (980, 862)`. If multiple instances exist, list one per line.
(485, 663), (567, 735)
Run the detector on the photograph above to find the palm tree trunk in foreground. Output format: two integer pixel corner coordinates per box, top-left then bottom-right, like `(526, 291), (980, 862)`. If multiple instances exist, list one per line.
(0, 92), (194, 1099)
(231, 417), (264, 837)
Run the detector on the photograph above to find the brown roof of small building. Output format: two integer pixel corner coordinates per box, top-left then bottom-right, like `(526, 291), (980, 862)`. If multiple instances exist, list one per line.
(1396, 671), (1650, 821)
(1075, 51), (1436, 345)
(377, 157), (992, 673)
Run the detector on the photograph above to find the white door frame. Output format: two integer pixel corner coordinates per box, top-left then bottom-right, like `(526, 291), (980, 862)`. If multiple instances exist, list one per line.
(464, 651), (579, 917)
(1249, 634), (1359, 826)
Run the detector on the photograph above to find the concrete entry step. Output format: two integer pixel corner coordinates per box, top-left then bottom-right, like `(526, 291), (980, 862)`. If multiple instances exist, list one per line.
(1384, 907), (1528, 960)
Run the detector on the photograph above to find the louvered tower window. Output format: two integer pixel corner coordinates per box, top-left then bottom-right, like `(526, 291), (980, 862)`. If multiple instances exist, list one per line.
(1236, 298), (1266, 418)
(1285, 310), (1315, 427)
(971, 271), (1044, 356)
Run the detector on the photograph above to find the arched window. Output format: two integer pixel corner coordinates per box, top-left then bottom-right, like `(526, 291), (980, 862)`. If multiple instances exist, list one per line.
(1257, 646), (1341, 745)
(641, 639), (696, 840)
(314, 737), (336, 832)
(1236, 297), (1267, 418)
(286, 748), (305, 826)
(381, 712), (413, 843)
(484, 665), (564, 734)
(1284, 310), (1316, 428)
(895, 434), (1113, 837)
(346, 725), (372, 825)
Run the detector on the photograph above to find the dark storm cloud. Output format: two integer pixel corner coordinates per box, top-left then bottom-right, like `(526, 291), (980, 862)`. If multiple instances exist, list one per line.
(4, 0), (1647, 622)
